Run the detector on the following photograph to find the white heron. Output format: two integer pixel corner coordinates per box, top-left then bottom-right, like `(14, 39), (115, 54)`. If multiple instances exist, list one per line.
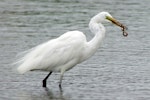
(16, 12), (128, 88)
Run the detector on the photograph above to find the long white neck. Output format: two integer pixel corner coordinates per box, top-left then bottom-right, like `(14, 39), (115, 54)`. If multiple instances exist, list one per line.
(88, 18), (106, 48)
(82, 18), (106, 61)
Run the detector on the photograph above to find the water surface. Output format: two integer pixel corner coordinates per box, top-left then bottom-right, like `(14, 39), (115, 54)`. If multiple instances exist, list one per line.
(0, 0), (150, 100)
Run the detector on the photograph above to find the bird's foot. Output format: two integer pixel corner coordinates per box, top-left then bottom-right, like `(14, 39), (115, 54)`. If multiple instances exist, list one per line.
(43, 80), (47, 87)
(59, 83), (62, 89)
(59, 84), (63, 92)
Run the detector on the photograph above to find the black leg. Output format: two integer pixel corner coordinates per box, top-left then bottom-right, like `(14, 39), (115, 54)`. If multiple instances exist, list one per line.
(43, 71), (52, 87)
(59, 72), (64, 89)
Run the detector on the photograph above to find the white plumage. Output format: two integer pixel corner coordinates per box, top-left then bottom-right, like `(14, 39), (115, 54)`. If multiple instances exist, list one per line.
(17, 31), (87, 74)
(16, 12), (127, 88)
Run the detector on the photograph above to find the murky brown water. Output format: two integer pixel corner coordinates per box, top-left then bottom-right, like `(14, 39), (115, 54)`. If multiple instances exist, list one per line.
(0, 0), (150, 100)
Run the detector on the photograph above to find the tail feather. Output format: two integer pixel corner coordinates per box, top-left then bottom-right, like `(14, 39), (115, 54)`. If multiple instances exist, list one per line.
(17, 64), (30, 74)
(15, 58), (31, 74)
(14, 47), (37, 74)
(14, 42), (48, 74)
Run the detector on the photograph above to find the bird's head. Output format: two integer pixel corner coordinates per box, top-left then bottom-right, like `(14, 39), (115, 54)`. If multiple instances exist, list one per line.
(91, 11), (128, 37)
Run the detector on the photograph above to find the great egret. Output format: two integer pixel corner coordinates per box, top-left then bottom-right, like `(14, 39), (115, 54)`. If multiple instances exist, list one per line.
(16, 12), (128, 88)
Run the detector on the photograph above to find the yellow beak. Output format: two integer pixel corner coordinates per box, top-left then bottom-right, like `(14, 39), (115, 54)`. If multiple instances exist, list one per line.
(106, 16), (128, 37)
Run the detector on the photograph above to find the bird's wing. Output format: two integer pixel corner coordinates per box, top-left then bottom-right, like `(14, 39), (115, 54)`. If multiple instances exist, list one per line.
(17, 31), (86, 73)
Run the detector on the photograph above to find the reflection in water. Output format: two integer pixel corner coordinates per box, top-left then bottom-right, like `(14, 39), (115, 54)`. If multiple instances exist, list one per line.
(0, 0), (150, 100)
(18, 87), (68, 100)
(44, 87), (65, 100)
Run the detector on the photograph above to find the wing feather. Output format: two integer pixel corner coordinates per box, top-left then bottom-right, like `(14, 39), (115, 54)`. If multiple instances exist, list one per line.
(17, 31), (86, 74)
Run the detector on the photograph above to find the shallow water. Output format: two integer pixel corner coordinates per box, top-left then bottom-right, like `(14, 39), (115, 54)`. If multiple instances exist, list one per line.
(0, 0), (150, 100)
